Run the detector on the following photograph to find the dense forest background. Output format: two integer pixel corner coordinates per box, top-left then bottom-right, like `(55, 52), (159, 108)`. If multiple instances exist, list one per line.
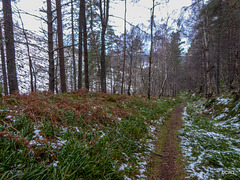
(0, 0), (240, 98)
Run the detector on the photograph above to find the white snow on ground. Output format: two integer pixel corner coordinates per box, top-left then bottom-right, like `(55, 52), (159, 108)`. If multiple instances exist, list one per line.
(119, 163), (129, 171)
(233, 102), (240, 111)
(180, 97), (240, 179)
(120, 114), (167, 179)
(29, 125), (43, 146)
(214, 113), (227, 120)
(5, 115), (12, 119)
(124, 175), (132, 180)
(216, 97), (231, 105)
(51, 161), (59, 167)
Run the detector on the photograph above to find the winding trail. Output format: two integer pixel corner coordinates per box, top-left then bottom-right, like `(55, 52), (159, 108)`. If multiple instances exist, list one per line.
(156, 105), (185, 180)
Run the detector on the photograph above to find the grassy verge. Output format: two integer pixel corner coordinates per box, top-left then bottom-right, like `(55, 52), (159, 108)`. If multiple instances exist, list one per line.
(179, 92), (240, 179)
(0, 90), (179, 179)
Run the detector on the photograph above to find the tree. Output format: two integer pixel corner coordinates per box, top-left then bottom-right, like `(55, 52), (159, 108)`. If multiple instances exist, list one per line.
(55, 0), (67, 93)
(0, 21), (8, 95)
(71, 0), (76, 90)
(99, 0), (110, 93)
(82, 0), (89, 90)
(47, 0), (54, 92)
(16, 5), (35, 92)
(121, 0), (127, 94)
(2, 0), (18, 94)
(78, 0), (83, 89)
(148, 0), (155, 99)
(169, 31), (182, 96)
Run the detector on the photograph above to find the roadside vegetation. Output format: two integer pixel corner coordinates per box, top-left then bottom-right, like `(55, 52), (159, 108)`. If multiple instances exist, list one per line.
(179, 92), (240, 180)
(0, 90), (180, 179)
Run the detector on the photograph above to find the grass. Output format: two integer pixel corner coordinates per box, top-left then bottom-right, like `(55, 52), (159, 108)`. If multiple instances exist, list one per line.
(0, 90), (180, 179)
(179, 92), (240, 179)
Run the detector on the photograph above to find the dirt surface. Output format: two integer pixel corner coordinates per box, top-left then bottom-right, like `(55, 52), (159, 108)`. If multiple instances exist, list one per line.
(157, 105), (185, 180)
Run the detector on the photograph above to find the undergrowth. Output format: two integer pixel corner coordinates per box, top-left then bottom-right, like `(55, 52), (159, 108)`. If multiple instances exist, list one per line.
(179, 92), (240, 180)
(0, 89), (180, 179)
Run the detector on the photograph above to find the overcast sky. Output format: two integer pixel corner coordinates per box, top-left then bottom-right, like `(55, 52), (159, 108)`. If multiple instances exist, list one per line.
(0, 0), (192, 36)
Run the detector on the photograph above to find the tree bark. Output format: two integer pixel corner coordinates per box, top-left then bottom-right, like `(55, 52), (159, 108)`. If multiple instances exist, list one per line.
(2, 0), (18, 94)
(0, 22), (8, 95)
(127, 54), (133, 95)
(78, 0), (83, 89)
(82, 0), (89, 90)
(47, 0), (54, 92)
(71, 0), (76, 90)
(121, 0), (127, 94)
(148, 0), (155, 99)
(202, 2), (212, 98)
(216, 0), (222, 94)
(99, 0), (110, 93)
(90, 0), (101, 91)
(55, 0), (67, 93)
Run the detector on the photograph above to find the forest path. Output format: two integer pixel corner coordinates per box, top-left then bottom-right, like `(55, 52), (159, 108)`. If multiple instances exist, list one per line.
(150, 104), (186, 179)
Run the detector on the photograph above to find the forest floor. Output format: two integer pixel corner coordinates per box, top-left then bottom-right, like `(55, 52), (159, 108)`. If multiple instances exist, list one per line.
(149, 104), (186, 180)
(0, 90), (181, 179)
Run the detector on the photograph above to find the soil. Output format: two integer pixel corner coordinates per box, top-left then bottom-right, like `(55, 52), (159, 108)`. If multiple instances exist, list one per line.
(152, 105), (186, 180)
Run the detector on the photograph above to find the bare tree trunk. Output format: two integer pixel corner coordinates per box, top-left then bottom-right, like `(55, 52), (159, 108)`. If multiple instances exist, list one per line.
(110, 63), (113, 93)
(55, 0), (67, 93)
(99, 0), (110, 93)
(2, 0), (18, 94)
(216, 0), (222, 94)
(47, 0), (54, 92)
(121, 0), (127, 94)
(16, 6), (34, 92)
(82, 0), (89, 90)
(71, 0), (76, 90)
(90, 0), (101, 91)
(127, 54), (133, 95)
(78, 0), (83, 89)
(55, 43), (59, 94)
(148, 0), (155, 99)
(202, 2), (212, 98)
(227, 29), (234, 91)
(159, 61), (168, 97)
(237, 50), (240, 92)
(0, 22), (8, 95)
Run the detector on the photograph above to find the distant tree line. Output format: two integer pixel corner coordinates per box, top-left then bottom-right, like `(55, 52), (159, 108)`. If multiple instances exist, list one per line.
(1, 0), (238, 98)
(181, 0), (240, 97)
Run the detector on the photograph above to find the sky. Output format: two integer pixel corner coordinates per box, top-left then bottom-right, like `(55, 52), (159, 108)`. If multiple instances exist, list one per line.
(0, 0), (192, 36)
(111, 0), (192, 35)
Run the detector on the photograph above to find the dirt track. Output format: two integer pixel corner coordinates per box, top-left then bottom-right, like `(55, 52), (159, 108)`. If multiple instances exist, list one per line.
(157, 105), (185, 180)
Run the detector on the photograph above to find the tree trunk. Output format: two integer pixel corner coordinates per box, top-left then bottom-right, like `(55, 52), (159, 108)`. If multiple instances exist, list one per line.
(216, 0), (222, 94)
(99, 0), (110, 93)
(159, 61), (168, 97)
(55, 44), (59, 94)
(121, 0), (127, 94)
(0, 22), (8, 95)
(47, 0), (54, 92)
(71, 0), (76, 90)
(78, 0), (83, 89)
(127, 54), (133, 96)
(100, 26), (106, 92)
(2, 0), (18, 94)
(90, 0), (101, 91)
(55, 0), (67, 93)
(148, 0), (155, 99)
(238, 51), (240, 92)
(82, 0), (89, 90)
(16, 7), (34, 92)
(202, 2), (212, 98)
